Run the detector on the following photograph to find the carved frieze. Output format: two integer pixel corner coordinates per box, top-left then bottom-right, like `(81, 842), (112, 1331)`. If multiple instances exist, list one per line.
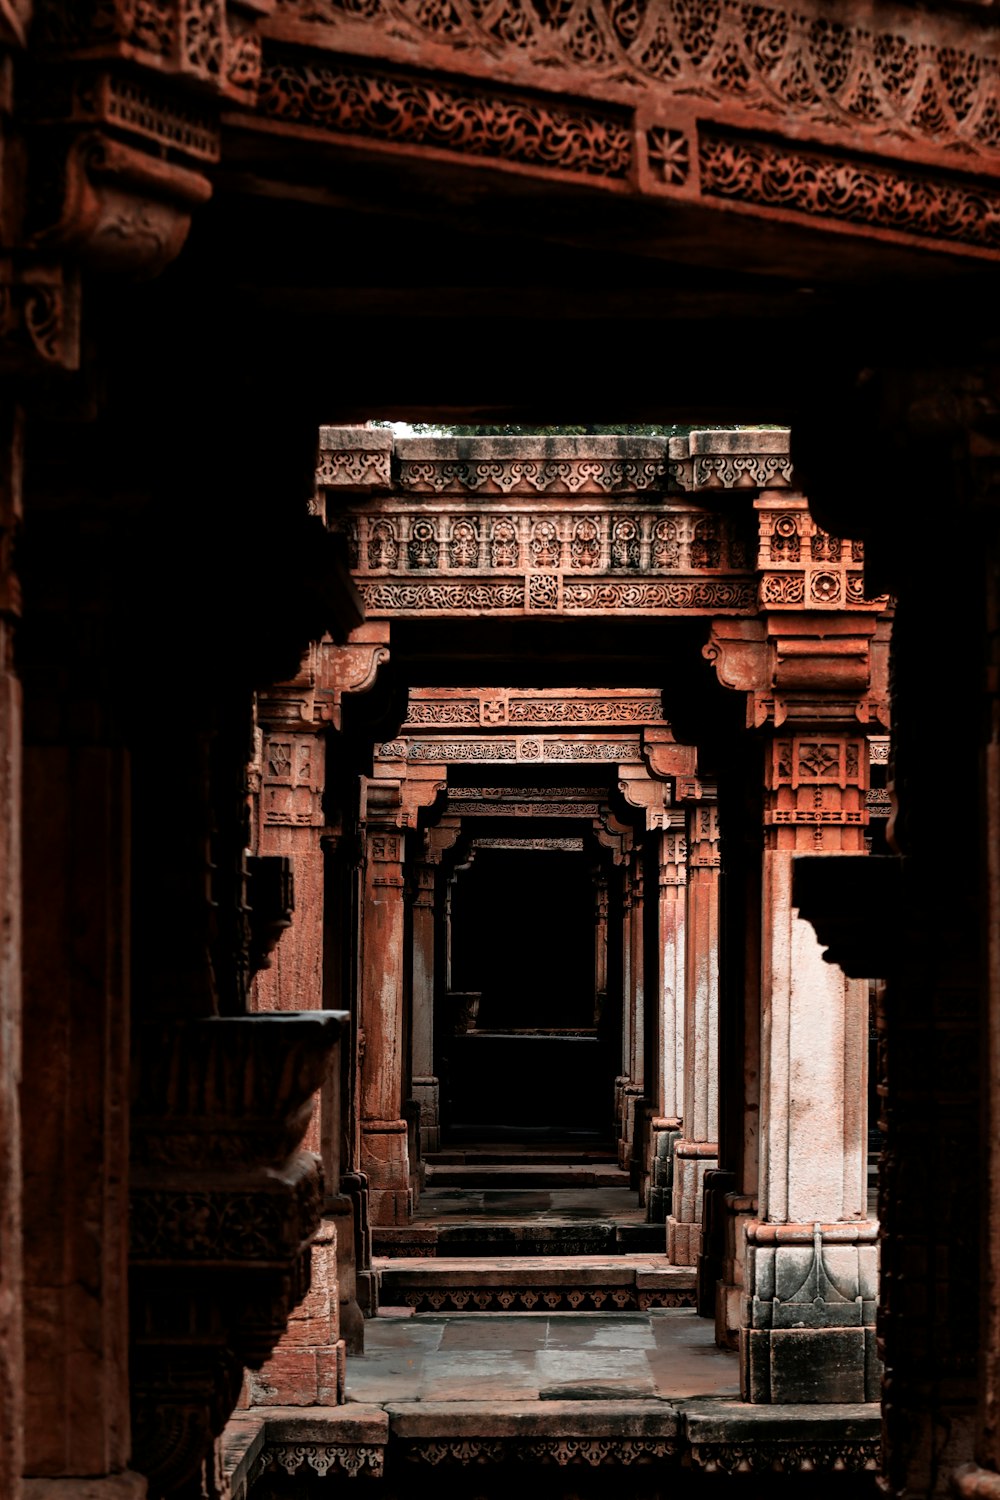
(267, 0), (1000, 177)
(377, 736), (643, 764)
(403, 687), (665, 729)
(471, 836), (585, 851)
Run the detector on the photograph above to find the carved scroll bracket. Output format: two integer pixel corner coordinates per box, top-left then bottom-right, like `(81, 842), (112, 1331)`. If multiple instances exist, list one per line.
(593, 808), (633, 864)
(315, 622), (391, 729)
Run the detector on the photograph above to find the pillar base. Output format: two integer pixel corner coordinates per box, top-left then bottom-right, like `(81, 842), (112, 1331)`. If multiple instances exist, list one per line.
(361, 1119), (412, 1227)
(667, 1139), (718, 1265)
(412, 1076), (440, 1156)
(715, 1192), (757, 1350)
(646, 1117), (681, 1223)
(245, 1223), (347, 1407)
(618, 1085), (645, 1171)
(740, 1220), (880, 1403)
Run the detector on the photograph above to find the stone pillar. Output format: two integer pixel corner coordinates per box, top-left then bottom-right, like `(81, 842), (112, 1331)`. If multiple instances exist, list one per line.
(668, 796), (720, 1265)
(359, 779), (411, 1227)
(742, 732), (877, 1404)
(21, 747), (145, 1500)
(647, 820), (686, 1222)
(410, 854), (440, 1156)
(252, 718), (327, 1148)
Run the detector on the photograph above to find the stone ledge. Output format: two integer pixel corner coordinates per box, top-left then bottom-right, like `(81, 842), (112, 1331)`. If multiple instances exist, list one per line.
(227, 1397), (882, 1487)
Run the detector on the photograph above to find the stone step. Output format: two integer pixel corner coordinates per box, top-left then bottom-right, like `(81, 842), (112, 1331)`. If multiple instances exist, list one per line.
(373, 1221), (666, 1259)
(375, 1254), (696, 1312)
(425, 1163), (630, 1189)
(429, 1149), (618, 1166)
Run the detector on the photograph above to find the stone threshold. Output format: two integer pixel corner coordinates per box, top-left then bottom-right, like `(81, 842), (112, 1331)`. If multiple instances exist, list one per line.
(225, 1398), (881, 1495)
(426, 1163), (631, 1188)
(376, 1254), (696, 1311)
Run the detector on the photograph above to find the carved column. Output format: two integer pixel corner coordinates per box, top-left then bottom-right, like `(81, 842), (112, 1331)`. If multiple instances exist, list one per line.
(617, 853), (646, 1172)
(359, 779), (412, 1227)
(742, 731), (876, 1403)
(668, 793), (720, 1265)
(410, 853), (440, 1157)
(647, 820), (686, 1223)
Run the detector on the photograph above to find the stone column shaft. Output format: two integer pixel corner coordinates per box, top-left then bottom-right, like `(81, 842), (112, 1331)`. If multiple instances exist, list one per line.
(618, 856), (645, 1171)
(359, 811), (411, 1227)
(410, 860), (439, 1156)
(22, 747), (139, 1490)
(647, 824), (685, 1222)
(668, 801), (720, 1265)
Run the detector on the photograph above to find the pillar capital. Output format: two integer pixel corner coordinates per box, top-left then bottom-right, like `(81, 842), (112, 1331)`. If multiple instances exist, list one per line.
(704, 610), (891, 731)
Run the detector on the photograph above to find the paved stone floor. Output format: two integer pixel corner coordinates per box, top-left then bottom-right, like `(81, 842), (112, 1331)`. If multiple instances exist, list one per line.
(345, 1309), (739, 1403)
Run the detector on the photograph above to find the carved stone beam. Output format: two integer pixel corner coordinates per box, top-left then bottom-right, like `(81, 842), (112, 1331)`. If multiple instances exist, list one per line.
(314, 622), (391, 730)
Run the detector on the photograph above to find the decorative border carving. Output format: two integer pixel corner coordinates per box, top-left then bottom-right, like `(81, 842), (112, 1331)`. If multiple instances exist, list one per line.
(403, 692), (664, 727)
(316, 447), (392, 487)
(453, 801), (603, 817)
(399, 457), (669, 493)
(257, 56), (634, 180)
(360, 580), (526, 612)
(472, 836), (586, 850)
(562, 579), (756, 611)
(403, 1437), (680, 1466)
(377, 737), (643, 763)
(252, 1442), (385, 1480)
(396, 1285), (695, 1311)
(689, 1439), (880, 1474)
(699, 130), (1000, 254)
